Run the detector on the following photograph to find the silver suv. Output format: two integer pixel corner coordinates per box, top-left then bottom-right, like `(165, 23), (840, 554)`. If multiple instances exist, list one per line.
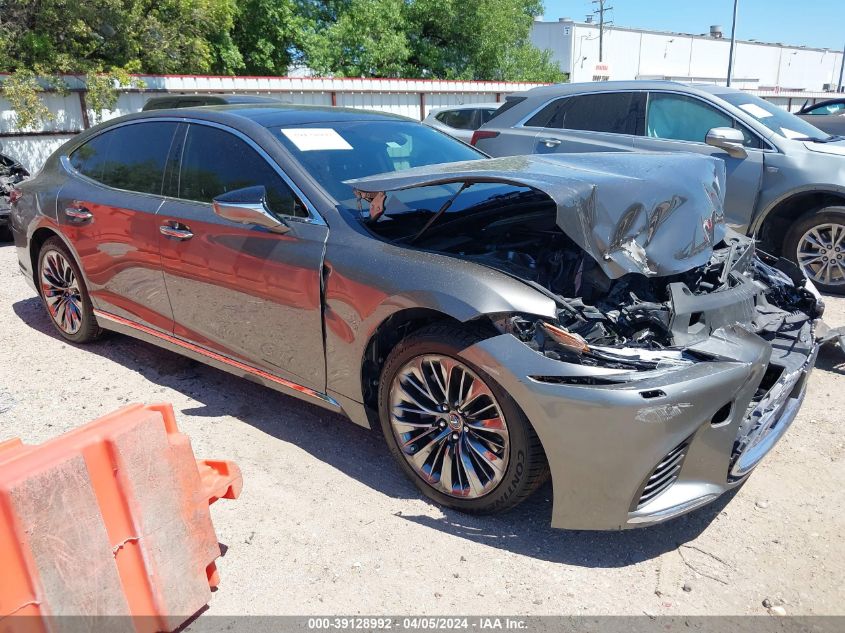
(475, 81), (845, 293)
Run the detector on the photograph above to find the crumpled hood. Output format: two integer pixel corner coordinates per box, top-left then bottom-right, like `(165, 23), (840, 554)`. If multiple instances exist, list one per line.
(347, 153), (727, 279)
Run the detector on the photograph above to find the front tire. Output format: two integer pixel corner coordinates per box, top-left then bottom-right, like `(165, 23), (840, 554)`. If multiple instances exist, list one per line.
(378, 323), (548, 515)
(37, 237), (102, 343)
(784, 206), (845, 294)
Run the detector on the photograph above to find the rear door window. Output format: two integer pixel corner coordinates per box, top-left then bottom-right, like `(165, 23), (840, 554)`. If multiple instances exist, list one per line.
(178, 123), (305, 218)
(525, 92), (645, 135)
(69, 122), (177, 195)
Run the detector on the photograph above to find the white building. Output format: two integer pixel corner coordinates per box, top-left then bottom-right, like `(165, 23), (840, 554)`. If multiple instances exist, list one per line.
(531, 19), (844, 92)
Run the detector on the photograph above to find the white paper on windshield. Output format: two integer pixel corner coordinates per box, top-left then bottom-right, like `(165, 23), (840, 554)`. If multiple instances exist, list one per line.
(738, 103), (773, 119)
(280, 128), (352, 151)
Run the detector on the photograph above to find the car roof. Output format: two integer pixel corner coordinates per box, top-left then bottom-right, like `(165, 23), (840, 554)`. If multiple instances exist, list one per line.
(105, 104), (413, 130)
(519, 80), (746, 98)
(805, 97), (845, 108)
(145, 94), (282, 105)
(430, 103), (501, 112)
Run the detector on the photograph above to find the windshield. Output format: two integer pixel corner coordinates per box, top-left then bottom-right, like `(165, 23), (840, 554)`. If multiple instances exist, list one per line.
(271, 120), (484, 207)
(717, 92), (830, 140)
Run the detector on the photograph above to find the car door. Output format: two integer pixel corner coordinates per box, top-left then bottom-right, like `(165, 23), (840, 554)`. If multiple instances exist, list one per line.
(56, 120), (178, 333)
(527, 92), (646, 154)
(157, 122), (328, 392)
(634, 91), (765, 230)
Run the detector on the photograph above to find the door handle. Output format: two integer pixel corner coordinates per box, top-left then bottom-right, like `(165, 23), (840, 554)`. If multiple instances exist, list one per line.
(65, 206), (93, 221)
(541, 138), (562, 148)
(159, 224), (194, 240)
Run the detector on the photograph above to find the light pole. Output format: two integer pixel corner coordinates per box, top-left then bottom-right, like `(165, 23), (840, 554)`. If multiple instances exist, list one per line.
(838, 42), (844, 92)
(726, 0), (739, 86)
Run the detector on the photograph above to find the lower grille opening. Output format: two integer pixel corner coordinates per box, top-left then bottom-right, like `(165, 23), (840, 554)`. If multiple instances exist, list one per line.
(634, 438), (691, 510)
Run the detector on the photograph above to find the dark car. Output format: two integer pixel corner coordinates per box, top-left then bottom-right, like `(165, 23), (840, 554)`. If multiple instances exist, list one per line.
(10, 105), (826, 530)
(796, 97), (845, 137)
(142, 94), (283, 111)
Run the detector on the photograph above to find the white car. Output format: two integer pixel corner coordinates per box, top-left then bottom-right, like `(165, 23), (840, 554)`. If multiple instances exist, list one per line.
(423, 103), (501, 143)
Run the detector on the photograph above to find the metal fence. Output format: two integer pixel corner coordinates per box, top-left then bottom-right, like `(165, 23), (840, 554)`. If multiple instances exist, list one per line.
(0, 74), (841, 173)
(0, 74), (545, 172)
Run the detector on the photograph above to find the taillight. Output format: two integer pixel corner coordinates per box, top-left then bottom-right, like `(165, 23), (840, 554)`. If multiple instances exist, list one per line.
(8, 188), (22, 204)
(470, 130), (499, 146)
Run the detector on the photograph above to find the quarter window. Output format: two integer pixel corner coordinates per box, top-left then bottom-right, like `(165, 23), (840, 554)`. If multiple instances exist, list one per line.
(69, 122), (177, 195)
(646, 93), (760, 148)
(435, 109), (477, 130)
(525, 92), (645, 135)
(178, 124), (305, 218)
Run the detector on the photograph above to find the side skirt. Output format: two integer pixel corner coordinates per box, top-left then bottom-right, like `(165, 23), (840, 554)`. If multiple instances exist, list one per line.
(93, 309), (343, 414)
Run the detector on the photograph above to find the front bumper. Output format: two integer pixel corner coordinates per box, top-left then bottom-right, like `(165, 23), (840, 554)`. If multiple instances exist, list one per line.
(460, 322), (817, 530)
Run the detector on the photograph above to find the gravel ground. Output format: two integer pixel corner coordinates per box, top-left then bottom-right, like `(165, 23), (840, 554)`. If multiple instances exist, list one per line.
(1, 240), (843, 617)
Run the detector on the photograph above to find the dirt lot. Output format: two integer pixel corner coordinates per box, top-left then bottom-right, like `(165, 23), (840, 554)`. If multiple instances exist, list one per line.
(1, 240), (843, 616)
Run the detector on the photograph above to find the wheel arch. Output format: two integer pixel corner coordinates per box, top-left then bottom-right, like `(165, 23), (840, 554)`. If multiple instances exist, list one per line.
(29, 226), (67, 287)
(754, 188), (845, 255)
(358, 308), (500, 421)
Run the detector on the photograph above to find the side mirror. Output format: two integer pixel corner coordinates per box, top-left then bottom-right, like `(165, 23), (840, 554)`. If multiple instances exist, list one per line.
(212, 186), (289, 233)
(705, 127), (748, 159)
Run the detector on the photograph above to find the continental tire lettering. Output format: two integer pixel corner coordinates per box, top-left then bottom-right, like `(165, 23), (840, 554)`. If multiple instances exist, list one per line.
(491, 450), (525, 510)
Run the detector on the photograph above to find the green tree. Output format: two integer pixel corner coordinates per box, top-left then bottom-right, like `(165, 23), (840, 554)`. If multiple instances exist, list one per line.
(0, 0), (240, 75)
(405, 0), (563, 81)
(299, 0), (410, 77)
(298, 0), (564, 81)
(231, 0), (299, 75)
(0, 0), (241, 128)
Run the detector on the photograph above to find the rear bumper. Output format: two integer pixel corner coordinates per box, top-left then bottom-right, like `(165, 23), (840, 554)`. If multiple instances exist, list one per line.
(460, 323), (817, 530)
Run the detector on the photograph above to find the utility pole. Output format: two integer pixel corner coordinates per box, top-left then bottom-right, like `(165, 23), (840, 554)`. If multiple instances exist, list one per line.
(726, 0), (739, 87)
(592, 0), (613, 62)
(838, 42), (844, 92)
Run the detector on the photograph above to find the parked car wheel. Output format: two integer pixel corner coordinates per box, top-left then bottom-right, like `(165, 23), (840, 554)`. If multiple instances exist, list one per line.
(37, 237), (102, 342)
(784, 207), (845, 294)
(378, 323), (548, 514)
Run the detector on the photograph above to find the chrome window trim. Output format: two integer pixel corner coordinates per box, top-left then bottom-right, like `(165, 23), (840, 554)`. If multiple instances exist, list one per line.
(60, 116), (327, 226)
(515, 88), (775, 153)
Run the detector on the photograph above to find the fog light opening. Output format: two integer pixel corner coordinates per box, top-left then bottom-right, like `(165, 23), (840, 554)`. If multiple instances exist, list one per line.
(710, 401), (733, 427)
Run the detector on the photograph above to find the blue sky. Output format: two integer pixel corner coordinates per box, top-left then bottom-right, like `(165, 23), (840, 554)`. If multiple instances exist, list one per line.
(541, 0), (845, 50)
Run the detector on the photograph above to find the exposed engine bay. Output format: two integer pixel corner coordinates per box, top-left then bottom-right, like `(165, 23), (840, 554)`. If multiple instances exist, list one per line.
(361, 187), (824, 373)
(348, 153), (837, 373)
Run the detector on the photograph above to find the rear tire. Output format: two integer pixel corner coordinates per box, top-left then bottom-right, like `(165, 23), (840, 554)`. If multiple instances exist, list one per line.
(378, 323), (548, 515)
(783, 206), (845, 295)
(37, 237), (102, 343)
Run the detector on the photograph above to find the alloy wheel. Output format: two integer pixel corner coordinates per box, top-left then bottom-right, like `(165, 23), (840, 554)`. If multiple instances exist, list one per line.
(796, 222), (845, 287)
(388, 354), (510, 499)
(40, 249), (84, 335)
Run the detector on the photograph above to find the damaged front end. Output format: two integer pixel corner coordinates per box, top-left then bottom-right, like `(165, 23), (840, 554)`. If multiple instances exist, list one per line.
(348, 153), (832, 529)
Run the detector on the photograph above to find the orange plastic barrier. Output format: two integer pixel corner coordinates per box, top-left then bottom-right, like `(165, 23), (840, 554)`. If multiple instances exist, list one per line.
(0, 403), (242, 633)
